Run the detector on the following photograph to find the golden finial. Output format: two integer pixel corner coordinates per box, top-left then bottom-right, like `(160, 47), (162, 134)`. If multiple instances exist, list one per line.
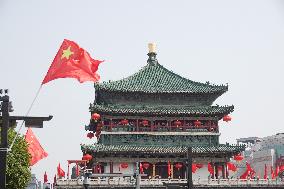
(148, 43), (156, 53)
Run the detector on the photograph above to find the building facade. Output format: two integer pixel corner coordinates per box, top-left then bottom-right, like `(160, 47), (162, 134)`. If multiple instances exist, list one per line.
(81, 44), (245, 180)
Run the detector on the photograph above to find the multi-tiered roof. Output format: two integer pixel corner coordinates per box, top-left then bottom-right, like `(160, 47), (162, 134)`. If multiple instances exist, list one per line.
(82, 45), (244, 164)
(91, 51), (233, 118)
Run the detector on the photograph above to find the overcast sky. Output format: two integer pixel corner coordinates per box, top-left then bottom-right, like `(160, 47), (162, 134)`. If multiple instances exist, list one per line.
(1, 0), (284, 183)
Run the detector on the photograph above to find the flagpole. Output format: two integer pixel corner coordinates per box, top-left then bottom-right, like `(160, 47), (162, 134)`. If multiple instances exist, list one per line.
(8, 85), (43, 151)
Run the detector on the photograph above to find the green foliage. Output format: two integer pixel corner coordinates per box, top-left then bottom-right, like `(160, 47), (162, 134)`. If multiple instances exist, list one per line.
(6, 129), (31, 189)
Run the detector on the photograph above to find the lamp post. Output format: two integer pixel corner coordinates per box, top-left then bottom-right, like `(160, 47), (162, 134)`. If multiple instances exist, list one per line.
(0, 89), (52, 189)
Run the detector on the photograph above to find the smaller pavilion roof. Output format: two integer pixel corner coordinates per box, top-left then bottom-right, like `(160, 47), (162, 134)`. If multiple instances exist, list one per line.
(90, 104), (234, 117)
(81, 143), (245, 156)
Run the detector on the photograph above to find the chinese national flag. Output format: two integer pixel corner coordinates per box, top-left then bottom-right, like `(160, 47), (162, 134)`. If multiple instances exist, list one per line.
(42, 39), (103, 84)
(25, 128), (48, 166)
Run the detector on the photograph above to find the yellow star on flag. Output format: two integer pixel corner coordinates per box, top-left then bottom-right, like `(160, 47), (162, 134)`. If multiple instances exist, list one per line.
(61, 46), (74, 60)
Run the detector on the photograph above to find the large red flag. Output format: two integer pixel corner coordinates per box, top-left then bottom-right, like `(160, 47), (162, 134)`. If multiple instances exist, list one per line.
(25, 128), (48, 166)
(42, 39), (103, 84)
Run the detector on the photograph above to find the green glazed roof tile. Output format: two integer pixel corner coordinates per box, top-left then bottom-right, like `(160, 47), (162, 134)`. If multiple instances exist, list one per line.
(95, 63), (228, 94)
(81, 144), (245, 154)
(90, 104), (234, 116)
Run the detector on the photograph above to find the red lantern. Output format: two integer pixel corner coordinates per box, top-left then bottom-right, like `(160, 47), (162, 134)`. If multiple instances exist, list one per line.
(120, 163), (128, 169)
(142, 162), (150, 169)
(87, 132), (94, 139)
(174, 120), (182, 126)
(142, 120), (148, 126)
(223, 115), (232, 122)
(92, 113), (100, 120)
(194, 120), (201, 127)
(82, 154), (92, 161)
(233, 154), (244, 162)
(121, 119), (129, 125)
(175, 163), (183, 170)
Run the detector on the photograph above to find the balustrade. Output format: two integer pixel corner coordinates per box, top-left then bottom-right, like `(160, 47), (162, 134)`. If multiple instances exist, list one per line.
(101, 123), (218, 133)
(56, 178), (284, 186)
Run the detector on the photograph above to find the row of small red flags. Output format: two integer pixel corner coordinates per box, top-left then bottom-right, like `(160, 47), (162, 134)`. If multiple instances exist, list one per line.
(42, 162), (284, 183)
(43, 163), (65, 183)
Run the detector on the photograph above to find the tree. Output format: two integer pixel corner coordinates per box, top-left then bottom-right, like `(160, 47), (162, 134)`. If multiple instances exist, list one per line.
(5, 128), (31, 189)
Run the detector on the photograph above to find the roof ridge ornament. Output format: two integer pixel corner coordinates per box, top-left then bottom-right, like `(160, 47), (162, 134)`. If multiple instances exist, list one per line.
(147, 43), (158, 65)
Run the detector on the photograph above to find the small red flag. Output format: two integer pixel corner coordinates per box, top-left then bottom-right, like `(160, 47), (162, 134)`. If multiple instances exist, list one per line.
(42, 39), (103, 84)
(246, 162), (255, 175)
(208, 163), (214, 175)
(227, 162), (237, 172)
(192, 164), (198, 173)
(240, 169), (249, 179)
(139, 163), (144, 174)
(25, 128), (48, 166)
(53, 174), (57, 184)
(264, 164), (268, 179)
(57, 163), (65, 177)
(44, 171), (48, 183)
(275, 165), (280, 177)
(271, 166), (275, 179)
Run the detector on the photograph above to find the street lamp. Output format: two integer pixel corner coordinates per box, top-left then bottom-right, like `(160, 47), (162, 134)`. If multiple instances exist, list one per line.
(0, 89), (53, 189)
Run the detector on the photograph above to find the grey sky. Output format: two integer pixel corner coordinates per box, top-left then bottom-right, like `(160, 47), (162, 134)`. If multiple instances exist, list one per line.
(1, 0), (284, 183)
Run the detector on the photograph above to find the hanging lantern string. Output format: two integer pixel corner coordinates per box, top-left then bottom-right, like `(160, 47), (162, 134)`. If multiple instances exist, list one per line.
(8, 85), (43, 152)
